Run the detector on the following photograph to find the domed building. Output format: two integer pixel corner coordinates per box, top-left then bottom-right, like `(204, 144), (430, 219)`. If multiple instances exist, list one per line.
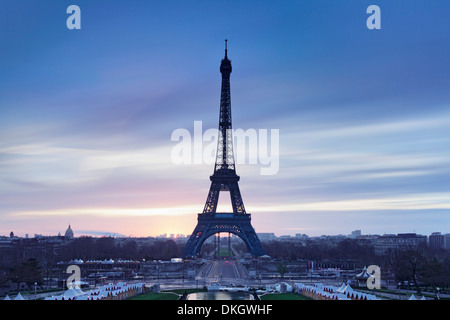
(64, 224), (74, 239)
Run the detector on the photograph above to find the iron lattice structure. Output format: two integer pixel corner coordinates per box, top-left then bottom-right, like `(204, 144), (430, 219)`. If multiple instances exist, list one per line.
(183, 41), (266, 258)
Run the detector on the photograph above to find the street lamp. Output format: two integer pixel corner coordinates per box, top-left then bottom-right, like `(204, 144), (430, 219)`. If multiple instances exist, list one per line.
(182, 262), (185, 288)
(398, 282), (401, 300)
(157, 263), (160, 283)
(142, 259), (146, 284)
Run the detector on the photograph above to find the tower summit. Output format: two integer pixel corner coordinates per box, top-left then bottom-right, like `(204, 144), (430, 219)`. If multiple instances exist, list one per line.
(220, 39), (231, 74)
(183, 41), (265, 258)
(215, 39), (235, 174)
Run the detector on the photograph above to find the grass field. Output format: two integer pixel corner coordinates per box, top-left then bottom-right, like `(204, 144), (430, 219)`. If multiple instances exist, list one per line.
(215, 247), (234, 257)
(128, 292), (180, 300)
(260, 293), (311, 300)
(128, 288), (205, 300)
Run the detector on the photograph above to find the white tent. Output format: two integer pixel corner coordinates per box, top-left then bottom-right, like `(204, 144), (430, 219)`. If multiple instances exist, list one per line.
(409, 294), (416, 300)
(62, 287), (82, 300)
(336, 284), (353, 294)
(73, 286), (85, 295)
(294, 283), (305, 292)
(14, 293), (25, 300)
(4, 295), (11, 300)
(337, 283), (346, 292)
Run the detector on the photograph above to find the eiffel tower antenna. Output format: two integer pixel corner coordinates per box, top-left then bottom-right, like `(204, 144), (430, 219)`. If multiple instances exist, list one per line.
(225, 39), (228, 58)
(183, 42), (265, 258)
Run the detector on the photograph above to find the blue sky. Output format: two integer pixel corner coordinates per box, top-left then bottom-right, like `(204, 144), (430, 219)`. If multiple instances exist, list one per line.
(0, 0), (449, 238)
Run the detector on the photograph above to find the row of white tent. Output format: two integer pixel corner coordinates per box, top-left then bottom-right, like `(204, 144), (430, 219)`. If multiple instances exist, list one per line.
(409, 294), (427, 300)
(294, 282), (378, 300)
(43, 282), (145, 300)
(2, 282), (144, 301)
(60, 259), (143, 265)
(3, 293), (25, 300)
(61, 259), (115, 265)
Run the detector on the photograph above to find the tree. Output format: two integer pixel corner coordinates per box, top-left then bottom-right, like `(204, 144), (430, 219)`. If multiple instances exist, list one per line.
(8, 259), (43, 290)
(422, 257), (450, 291)
(390, 249), (426, 293)
(276, 263), (288, 279)
(119, 240), (138, 259)
(94, 237), (116, 259)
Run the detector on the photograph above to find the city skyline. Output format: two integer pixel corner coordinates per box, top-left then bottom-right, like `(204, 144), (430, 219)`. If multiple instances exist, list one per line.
(1, 1), (450, 239)
(2, 224), (446, 240)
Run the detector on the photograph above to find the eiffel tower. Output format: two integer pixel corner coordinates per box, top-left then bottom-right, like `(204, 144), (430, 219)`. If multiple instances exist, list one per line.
(183, 41), (266, 258)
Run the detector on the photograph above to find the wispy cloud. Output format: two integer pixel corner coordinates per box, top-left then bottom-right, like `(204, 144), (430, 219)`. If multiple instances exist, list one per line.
(251, 192), (450, 212)
(77, 230), (127, 237)
(279, 112), (450, 184)
(10, 205), (199, 218)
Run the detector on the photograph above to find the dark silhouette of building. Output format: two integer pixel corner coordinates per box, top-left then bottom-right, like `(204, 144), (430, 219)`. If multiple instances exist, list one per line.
(429, 232), (444, 250)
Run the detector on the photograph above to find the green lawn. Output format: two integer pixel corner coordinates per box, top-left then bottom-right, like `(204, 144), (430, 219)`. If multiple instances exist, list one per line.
(128, 288), (205, 300)
(260, 293), (311, 300)
(128, 292), (180, 300)
(130, 290), (312, 301)
(215, 247), (234, 257)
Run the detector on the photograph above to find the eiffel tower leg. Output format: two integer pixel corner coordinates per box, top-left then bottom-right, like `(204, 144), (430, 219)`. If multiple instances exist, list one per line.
(236, 216), (266, 256)
(183, 214), (265, 258)
(229, 181), (246, 214)
(202, 181), (220, 214)
(183, 217), (207, 258)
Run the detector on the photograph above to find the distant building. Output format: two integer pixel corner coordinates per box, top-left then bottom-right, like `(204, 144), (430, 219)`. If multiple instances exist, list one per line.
(0, 236), (16, 248)
(257, 233), (276, 242)
(65, 224), (74, 239)
(372, 233), (427, 255)
(444, 234), (450, 250)
(429, 232), (445, 250)
(349, 230), (361, 239)
(295, 233), (309, 240)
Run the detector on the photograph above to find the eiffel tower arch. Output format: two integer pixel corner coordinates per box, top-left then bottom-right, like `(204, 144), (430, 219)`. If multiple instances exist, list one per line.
(183, 41), (265, 258)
